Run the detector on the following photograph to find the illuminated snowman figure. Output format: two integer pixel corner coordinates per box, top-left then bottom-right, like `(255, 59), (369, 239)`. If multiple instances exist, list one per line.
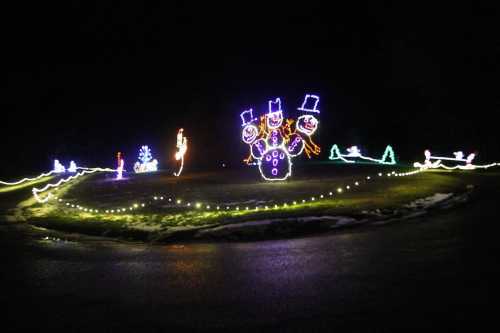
(258, 103), (292, 180)
(241, 95), (321, 181)
(247, 99), (298, 181)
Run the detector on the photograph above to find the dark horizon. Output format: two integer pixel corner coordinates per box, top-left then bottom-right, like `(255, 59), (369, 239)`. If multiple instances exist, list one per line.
(2, 2), (498, 177)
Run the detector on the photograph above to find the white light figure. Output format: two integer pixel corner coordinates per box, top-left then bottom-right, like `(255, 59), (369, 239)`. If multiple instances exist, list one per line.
(346, 146), (361, 157)
(116, 152), (125, 180)
(329, 145), (396, 165)
(453, 151), (464, 160)
(68, 161), (77, 173)
(173, 128), (188, 177)
(53, 159), (66, 173)
(413, 150), (496, 170)
(133, 145), (158, 173)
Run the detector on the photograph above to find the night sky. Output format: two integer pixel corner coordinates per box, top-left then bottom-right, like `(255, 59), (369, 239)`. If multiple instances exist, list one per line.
(2, 2), (498, 177)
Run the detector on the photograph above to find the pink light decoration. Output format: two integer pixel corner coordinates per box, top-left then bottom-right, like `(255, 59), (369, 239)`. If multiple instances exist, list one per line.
(116, 152), (124, 180)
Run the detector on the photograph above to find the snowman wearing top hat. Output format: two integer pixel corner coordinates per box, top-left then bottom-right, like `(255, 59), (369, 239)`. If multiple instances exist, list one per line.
(240, 95), (321, 181)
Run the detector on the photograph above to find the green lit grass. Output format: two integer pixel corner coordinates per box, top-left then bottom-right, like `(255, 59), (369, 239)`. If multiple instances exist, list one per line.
(16, 164), (474, 240)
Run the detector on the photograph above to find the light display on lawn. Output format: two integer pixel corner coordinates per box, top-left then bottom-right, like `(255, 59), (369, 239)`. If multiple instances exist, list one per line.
(133, 145), (158, 173)
(43, 167), (426, 216)
(53, 159), (66, 173)
(116, 152), (125, 180)
(241, 94), (321, 181)
(329, 145), (396, 165)
(413, 150), (498, 170)
(173, 128), (188, 177)
(33, 167), (116, 203)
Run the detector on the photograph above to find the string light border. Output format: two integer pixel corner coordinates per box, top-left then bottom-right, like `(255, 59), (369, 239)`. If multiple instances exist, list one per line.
(37, 168), (426, 216)
(413, 150), (499, 170)
(32, 167), (116, 203)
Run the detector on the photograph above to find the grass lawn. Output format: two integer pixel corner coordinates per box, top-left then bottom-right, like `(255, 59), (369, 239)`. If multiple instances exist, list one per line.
(10, 163), (479, 240)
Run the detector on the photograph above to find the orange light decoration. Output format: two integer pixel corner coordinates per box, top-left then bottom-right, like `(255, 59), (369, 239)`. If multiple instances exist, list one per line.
(174, 128), (188, 177)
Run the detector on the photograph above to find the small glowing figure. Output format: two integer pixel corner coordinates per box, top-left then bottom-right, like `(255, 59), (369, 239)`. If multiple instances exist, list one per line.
(53, 159), (66, 173)
(346, 146), (362, 157)
(116, 152), (124, 180)
(133, 145), (158, 173)
(68, 161), (77, 173)
(174, 128), (188, 177)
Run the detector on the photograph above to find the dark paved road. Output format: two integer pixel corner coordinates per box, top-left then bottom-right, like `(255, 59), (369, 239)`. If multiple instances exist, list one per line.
(1, 180), (499, 331)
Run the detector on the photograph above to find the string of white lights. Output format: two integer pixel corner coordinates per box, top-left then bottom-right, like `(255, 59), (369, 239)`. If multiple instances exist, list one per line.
(0, 170), (56, 186)
(438, 163), (499, 170)
(32, 167), (116, 203)
(0, 163), (109, 187)
(412, 149), (499, 171)
(413, 160), (499, 171)
(38, 168), (426, 215)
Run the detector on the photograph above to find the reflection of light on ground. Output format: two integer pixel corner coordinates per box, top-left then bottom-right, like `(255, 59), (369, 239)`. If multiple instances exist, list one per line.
(160, 244), (220, 290)
(164, 243), (218, 254)
(230, 236), (366, 290)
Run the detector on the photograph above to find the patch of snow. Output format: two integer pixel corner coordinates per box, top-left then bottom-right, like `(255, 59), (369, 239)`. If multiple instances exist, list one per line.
(198, 215), (358, 234)
(404, 193), (453, 209)
(127, 222), (163, 231)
